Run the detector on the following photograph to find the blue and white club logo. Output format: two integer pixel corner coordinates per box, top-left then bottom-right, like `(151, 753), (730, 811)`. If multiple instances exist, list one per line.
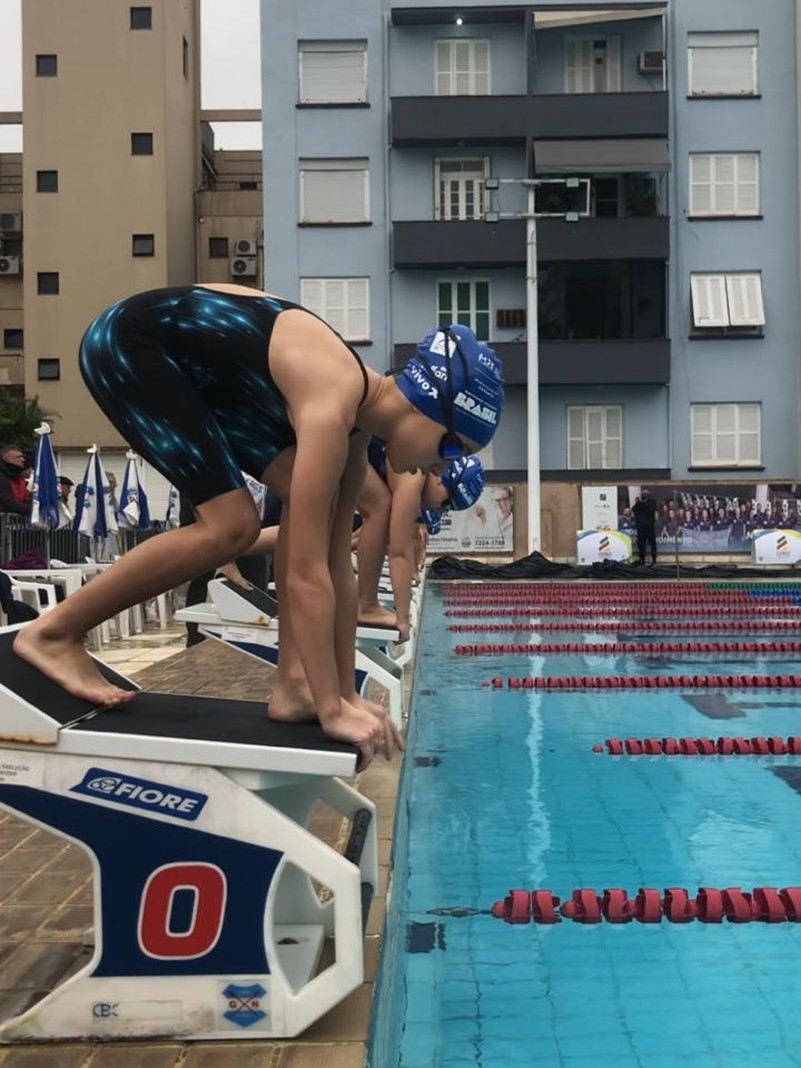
(86, 776), (122, 794)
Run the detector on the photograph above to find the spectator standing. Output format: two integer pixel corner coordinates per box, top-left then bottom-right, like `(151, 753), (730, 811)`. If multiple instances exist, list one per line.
(632, 488), (658, 566)
(0, 443), (32, 517)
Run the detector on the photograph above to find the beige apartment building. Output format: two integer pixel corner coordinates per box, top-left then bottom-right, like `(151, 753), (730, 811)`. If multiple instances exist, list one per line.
(0, 0), (262, 509)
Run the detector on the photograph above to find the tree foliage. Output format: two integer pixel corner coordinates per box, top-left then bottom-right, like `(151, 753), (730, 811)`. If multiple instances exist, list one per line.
(0, 392), (58, 450)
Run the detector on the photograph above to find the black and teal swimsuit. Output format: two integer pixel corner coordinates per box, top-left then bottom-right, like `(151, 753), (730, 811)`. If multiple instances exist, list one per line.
(79, 286), (367, 506)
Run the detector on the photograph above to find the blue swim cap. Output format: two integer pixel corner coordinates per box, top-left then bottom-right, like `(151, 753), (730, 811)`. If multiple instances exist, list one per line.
(441, 455), (485, 511)
(396, 324), (505, 449)
(420, 507), (442, 535)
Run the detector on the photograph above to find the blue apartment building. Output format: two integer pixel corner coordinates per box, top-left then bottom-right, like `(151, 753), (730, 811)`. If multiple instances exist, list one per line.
(260, 0), (800, 541)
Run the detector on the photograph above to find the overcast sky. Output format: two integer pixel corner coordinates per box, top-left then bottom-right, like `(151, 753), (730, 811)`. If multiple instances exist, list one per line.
(0, 0), (262, 151)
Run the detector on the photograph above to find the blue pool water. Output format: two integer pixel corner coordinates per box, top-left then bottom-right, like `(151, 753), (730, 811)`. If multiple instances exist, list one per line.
(369, 585), (801, 1068)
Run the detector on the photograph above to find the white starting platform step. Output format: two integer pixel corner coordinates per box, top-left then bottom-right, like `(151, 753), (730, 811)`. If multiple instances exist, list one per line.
(0, 626), (377, 1043)
(176, 580), (407, 727)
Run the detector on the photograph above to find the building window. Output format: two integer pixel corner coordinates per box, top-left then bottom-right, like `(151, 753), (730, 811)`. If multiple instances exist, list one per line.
(208, 237), (229, 258)
(688, 31), (758, 97)
(132, 234), (155, 257)
(239, 181), (258, 191)
(37, 272), (59, 295)
(300, 278), (369, 341)
(690, 272), (764, 335)
(299, 158), (369, 223)
(298, 40), (367, 104)
(435, 39), (490, 96)
(183, 36), (189, 78)
(689, 153), (759, 216)
(434, 158), (488, 220)
(567, 405), (623, 469)
(3, 329), (23, 350)
(565, 36), (621, 93)
(36, 170), (58, 193)
(131, 132), (154, 155)
(691, 403), (761, 467)
(130, 6), (152, 29)
(35, 54), (57, 77)
(37, 358), (60, 381)
(437, 280), (490, 340)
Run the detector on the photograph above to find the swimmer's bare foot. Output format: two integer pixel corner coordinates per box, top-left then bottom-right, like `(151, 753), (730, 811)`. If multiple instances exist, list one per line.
(357, 604), (398, 630)
(13, 624), (136, 707)
(268, 677), (318, 723)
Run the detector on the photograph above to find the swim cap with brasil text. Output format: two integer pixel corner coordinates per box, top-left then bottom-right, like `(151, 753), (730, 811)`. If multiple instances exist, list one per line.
(396, 324), (505, 449)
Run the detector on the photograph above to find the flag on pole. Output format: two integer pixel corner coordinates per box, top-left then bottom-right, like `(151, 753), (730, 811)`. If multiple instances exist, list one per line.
(118, 450), (151, 528)
(165, 484), (181, 529)
(74, 445), (119, 540)
(28, 422), (66, 530)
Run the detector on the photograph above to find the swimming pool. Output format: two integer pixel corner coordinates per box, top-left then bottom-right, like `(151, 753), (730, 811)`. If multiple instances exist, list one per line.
(369, 582), (801, 1067)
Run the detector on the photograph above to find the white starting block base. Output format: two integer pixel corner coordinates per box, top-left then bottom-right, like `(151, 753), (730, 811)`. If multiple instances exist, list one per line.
(0, 627), (377, 1042)
(176, 581), (407, 727)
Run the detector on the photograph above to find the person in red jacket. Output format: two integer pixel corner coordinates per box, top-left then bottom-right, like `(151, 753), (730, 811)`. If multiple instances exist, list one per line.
(0, 444), (32, 517)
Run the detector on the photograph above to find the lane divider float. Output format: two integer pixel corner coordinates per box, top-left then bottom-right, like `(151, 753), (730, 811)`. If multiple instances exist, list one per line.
(490, 886), (801, 924)
(487, 674), (801, 690)
(456, 640), (801, 656)
(594, 735), (801, 755)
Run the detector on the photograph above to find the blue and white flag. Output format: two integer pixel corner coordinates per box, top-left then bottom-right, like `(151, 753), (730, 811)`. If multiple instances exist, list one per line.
(118, 450), (151, 528)
(74, 445), (119, 539)
(28, 422), (67, 530)
(165, 484), (181, 529)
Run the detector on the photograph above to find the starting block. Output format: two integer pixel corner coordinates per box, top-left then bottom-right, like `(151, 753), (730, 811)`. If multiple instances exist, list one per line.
(0, 627), (377, 1042)
(176, 581), (407, 727)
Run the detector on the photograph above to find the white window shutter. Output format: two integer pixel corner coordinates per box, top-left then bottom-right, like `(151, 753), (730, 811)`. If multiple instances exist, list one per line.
(726, 274), (764, 326)
(565, 38), (593, 93)
(300, 278), (323, 315)
(474, 41), (490, 94)
(299, 49), (366, 104)
(300, 162), (368, 223)
(735, 154), (760, 214)
(712, 155), (736, 213)
(567, 406), (586, 468)
(605, 36), (621, 91)
(691, 275), (729, 327)
(689, 44), (757, 95)
(689, 154), (712, 215)
(435, 41), (452, 95)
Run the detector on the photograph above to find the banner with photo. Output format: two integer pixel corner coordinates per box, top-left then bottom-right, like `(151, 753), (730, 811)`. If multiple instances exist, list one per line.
(618, 483), (801, 554)
(427, 485), (514, 554)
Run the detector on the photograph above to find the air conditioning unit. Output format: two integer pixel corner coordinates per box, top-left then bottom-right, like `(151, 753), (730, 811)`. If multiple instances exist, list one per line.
(230, 256), (257, 278)
(0, 256), (21, 276)
(0, 212), (22, 233)
(638, 51), (665, 75)
(497, 308), (526, 330)
(233, 239), (257, 256)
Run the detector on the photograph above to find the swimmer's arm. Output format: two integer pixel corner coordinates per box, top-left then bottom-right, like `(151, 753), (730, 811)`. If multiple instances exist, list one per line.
(281, 413), (352, 719)
(329, 432), (368, 700)
(386, 472), (424, 640)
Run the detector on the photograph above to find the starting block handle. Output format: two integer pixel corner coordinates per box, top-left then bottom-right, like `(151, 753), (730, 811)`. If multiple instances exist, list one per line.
(343, 807), (374, 931)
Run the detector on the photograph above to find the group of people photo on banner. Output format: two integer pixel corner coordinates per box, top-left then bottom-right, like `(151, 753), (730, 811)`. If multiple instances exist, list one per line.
(618, 485), (801, 553)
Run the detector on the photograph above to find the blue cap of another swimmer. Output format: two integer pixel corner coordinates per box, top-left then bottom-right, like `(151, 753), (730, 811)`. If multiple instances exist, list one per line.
(396, 324), (505, 449)
(420, 507), (442, 536)
(441, 455), (485, 511)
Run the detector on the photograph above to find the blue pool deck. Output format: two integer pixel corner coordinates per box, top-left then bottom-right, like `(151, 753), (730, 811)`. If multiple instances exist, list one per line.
(371, 583), (801, 1068)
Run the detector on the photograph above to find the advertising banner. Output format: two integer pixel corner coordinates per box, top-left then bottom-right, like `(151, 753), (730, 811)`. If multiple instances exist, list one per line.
(581, 486), (618, 531)
(618, 484), (801, 555)
(751, 529), (801, 565)
(427, 485), (514, 554)
(576, 529), (632, 566)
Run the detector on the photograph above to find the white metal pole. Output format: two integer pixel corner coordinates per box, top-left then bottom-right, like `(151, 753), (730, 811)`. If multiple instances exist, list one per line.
(526, 185), (541, 553)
